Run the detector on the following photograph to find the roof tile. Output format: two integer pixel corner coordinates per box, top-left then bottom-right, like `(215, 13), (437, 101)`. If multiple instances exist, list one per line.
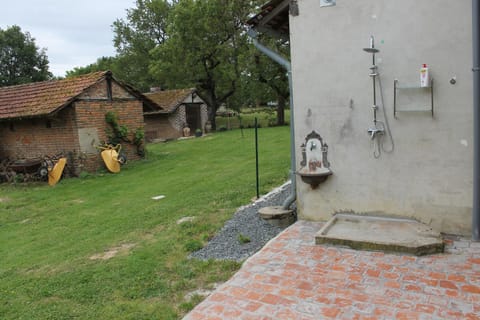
(145, 88), (197, 114)
(0, 71), (109, 120)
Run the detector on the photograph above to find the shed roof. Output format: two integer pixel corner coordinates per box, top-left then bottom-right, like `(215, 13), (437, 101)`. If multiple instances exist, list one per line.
(247, 0), (290, 38)
(0, 71), (160, 120)
(144, 88), (198, 115)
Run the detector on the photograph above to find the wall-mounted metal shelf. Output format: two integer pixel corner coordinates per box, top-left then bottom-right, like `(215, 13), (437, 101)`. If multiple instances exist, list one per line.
(393, 79), (434, 118)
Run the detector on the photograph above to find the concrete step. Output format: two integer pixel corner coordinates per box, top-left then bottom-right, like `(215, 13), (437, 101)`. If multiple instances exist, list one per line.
(315, 213), (444, 256)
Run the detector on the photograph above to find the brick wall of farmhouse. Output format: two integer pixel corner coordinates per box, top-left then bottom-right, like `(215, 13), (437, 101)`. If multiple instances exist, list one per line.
(74, 81), (145, 173)
(0, 108), (79, 166)
(74, 100), (144, 173)
(80, 79), (134, 100)
(144, 106), (187, 142)
(144, 114), (182, 142)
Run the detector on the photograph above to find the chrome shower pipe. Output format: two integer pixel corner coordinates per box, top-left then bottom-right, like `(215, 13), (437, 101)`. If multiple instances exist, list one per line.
(366, 36), (379, 124)
(371, 65), (378, 124)
(364, 35), (383, 140)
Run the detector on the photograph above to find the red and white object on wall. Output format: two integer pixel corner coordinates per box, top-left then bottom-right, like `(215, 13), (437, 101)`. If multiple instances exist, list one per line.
(420, 64), (430, 87)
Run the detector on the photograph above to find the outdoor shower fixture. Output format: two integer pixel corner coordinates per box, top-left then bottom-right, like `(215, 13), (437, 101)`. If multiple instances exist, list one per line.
(362, 35), (395, 158)
(363, 36), (385, 141)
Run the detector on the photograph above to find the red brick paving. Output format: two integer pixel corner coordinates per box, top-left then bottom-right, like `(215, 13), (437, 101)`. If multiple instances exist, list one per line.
(184, 221), (480, 319)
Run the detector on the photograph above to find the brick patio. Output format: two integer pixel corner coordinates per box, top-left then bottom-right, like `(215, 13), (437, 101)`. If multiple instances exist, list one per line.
(184, 221), (480, 319)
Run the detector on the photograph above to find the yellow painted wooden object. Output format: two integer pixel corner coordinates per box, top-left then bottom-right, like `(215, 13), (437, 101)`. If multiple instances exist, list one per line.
(101, 149), (121, 173)
(48, 157), (67, 186)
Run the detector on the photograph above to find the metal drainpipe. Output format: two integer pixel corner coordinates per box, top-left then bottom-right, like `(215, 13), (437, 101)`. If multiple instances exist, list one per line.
(248, 29), (297, 210)
(473, 0), (480, 241)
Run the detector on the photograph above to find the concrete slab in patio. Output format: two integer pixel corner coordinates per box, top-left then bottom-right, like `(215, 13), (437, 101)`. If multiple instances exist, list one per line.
(184, 221), (480, 320)
(315, 213), (445, 256)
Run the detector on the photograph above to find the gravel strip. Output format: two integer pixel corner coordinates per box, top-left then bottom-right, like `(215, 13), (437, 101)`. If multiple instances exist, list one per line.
(190, 181), (296, 262)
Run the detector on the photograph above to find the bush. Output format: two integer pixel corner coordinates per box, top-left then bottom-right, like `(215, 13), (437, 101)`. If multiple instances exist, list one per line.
(184, 240), (203, 252)
(237, 233), (251, 244)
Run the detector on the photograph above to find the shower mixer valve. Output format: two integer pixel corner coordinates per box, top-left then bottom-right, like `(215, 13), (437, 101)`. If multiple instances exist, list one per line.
(367, 126), (384, 140)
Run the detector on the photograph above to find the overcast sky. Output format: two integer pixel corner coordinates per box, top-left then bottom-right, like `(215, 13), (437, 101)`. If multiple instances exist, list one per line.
(0, 0), (136, 77)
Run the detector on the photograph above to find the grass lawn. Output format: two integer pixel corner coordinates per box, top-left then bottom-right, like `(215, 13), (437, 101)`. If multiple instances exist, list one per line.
(0, 126), (290, 319)
(216, 108), (290, 130)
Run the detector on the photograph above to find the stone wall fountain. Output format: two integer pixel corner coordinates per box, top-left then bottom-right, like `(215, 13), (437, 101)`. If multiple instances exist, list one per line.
(297, 131), (332, 189)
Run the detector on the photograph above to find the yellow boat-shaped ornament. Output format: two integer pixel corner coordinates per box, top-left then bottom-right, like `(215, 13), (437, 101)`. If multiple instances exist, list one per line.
(48, 157), (67, 186)
(101, 149), (121, 173)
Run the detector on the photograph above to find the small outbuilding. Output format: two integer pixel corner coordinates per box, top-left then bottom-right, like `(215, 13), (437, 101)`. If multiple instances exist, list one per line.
(0, 71), (159, 175)
(143, 88), (208, 142)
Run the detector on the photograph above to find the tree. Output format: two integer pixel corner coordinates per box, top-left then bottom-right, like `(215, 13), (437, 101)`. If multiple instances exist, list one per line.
(252, 38), (290, 126)
(150, 0), (255, 130)
(65, 56), (118, 78)
(112, 0), (174, 91)
(0, 25), (52, 86)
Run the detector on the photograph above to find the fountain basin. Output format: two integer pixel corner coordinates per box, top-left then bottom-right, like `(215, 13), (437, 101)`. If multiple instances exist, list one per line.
(297, 167), (332, 189)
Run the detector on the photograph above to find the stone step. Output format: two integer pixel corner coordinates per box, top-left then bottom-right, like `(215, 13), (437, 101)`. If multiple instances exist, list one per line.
(315, 213), (444, 256)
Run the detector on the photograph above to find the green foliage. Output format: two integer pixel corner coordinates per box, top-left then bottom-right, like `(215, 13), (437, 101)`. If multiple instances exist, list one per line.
(134, 128), (145, 146)
(184, 240), (203, 253)
(0, 126), (289, 319)
(111, 0), (174, 91)
(105, 111), (128, 144)
(65, 56), (117, 78)
(237, 233), (251, 244)
(149, 0), (257, 129)
(66, 0), (288, 127)
(232, 36), (290, 125)
(104, 110), (118, 124)
(0, 25), (52, 86)
(104, 112), (145, 156)
(216, 108), (290, 130)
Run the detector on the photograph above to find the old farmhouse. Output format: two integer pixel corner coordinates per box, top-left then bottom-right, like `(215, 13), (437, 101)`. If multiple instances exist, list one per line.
(0, 71), (159, 175)
(143, 88), (208, 142)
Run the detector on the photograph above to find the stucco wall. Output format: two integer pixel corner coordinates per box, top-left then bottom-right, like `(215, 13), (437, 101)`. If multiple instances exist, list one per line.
(290, 0), (473, 235)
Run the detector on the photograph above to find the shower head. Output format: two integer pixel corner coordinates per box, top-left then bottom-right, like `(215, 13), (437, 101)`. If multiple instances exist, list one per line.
(363, 35), (379, 53)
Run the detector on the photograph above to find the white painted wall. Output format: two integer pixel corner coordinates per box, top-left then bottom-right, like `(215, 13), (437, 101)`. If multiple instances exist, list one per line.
(290, 0), (473, 235)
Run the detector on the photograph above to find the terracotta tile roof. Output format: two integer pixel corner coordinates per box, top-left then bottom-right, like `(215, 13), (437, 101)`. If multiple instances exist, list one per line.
(144, 88), (197, 114)
(0, 71), (109, 120)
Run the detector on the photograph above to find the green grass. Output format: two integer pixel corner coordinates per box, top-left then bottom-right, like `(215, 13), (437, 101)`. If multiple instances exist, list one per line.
(0, 126), (290, 319)
(216, 108), (290, 130)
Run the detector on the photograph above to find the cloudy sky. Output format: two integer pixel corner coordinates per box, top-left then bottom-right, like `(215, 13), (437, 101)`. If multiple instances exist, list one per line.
(0, 0), (135, 77)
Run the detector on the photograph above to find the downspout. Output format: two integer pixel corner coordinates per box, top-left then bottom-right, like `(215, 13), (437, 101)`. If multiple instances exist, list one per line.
(473, 0), (480, 240)
(247, 29), (296, 210)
